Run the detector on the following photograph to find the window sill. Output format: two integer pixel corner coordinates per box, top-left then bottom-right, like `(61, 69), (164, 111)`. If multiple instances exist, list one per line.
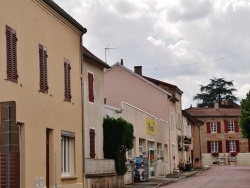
(61, 176), (79, 180)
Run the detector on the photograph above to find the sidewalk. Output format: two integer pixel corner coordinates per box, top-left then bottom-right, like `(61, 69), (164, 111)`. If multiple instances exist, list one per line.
(125, 170), (201, 188)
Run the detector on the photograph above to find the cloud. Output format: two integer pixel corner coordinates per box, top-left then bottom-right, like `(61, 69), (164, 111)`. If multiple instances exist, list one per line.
(54, 0), (250, 109)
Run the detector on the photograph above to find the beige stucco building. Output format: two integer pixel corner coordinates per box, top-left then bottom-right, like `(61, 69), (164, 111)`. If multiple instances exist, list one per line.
(0, 0), (86, 187)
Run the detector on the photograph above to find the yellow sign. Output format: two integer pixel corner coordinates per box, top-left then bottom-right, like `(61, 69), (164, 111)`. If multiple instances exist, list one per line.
(146, 118), (156, 135)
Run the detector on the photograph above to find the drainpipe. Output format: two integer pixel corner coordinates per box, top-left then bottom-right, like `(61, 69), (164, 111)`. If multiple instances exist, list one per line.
(80, 29), (87, 187)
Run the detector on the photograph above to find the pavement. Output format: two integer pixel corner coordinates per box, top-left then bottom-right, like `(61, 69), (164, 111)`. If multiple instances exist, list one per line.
(125, 168), (208, 188)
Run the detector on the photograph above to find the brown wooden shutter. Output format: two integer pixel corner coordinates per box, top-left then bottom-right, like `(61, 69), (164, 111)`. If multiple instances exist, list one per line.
(235, 120), (239, 132)
(217, 122), (221, 133)
(236, 140), (240, 152)
(224, 120), (228, 132)
(6, 25), (18, 83)
(226, 140), (230, 152)
(64, 59), (71, 102)
(88, 73), (94, 102)
(207, 141), (211, 153)
(39, 44), (48, 93)
(89, 129), (95, 158)
(206, 122), (211, 133)
(218, 141), (222, 153)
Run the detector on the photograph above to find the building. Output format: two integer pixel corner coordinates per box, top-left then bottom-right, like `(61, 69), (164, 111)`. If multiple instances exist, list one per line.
(104, 62), (181, 174)
(82, 46), (118, 188)
(184, 101), (250, 167)
(0, 0), (86, 187)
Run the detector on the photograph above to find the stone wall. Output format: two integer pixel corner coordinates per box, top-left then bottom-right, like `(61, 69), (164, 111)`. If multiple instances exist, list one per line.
(202, 153), (250, 167)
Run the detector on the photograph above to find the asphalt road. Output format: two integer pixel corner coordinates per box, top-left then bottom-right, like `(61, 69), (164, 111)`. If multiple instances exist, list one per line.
(162, 165), (250, 188)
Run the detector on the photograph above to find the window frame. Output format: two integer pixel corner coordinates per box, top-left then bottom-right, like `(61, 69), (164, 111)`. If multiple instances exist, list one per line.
(6, 25), (18, 83)
(229, 140), (236, 152)
(228, 121), (235, 132)
(210, 122), (217, 133)
(211, 141), (218, 153)
(61, 131), (75, 177)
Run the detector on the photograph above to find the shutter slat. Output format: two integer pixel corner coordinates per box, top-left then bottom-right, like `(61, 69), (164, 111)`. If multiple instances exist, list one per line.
(89, 129), (95, 158)
(226, 140), (229, 152)
(217, 122), (221, 133)
(235, 120), (239, 132)
(218, 141), (222, 153)
(88, 73), (94, 102)
(39, 45), (48, 93)
(236, 140), (240, 152)
(224, 120), (228, 132)
(64, 61), (71, 102)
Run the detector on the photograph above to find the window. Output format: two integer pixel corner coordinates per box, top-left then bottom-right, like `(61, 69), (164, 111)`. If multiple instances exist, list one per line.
(207, 141), (222, 153)
(39, 44), (48, 93)
(139, 138), (145, 156)
(64, 59), (71, 102)
(61, 131), (75, 177)
(226, 140), (239, 152)
(210, 122), (217, 133)
(229, 140), (236, 152)
(228, 121), (234, 132)
(89, 129), (95, 158)
(88, 72), (94, 102)
(206, 122), (221, 133)
(6, 25), (18, 83)
(211, 141), (218, 153)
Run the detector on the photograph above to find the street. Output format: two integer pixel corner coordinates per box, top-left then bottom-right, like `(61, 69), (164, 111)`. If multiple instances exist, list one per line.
(162, 165), (250, 188)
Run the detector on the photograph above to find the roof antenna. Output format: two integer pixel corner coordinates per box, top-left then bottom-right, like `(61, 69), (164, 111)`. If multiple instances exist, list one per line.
(105, 44), (118, 63)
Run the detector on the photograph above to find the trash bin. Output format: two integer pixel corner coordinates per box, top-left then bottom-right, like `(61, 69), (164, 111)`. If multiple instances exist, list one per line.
(185, 164), (192, 172)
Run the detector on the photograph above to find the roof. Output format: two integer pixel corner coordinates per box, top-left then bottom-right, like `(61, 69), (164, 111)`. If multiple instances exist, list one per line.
(143, 76), (183, 95)
(43, 0), (87, 34)
(82, 46), (110, 68)
(184, 107), (241, 117)
(105, 63), (172, 97)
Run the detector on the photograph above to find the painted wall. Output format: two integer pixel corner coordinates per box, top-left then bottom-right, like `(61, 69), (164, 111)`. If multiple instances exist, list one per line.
(0, 0), (83, 187)
(104, 64), (170, 122)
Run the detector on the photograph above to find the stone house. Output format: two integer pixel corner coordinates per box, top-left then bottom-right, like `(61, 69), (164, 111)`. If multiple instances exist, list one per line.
(184, 101), (250, 167)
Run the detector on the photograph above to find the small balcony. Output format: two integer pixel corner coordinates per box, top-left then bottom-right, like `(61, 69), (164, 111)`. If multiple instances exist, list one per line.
(85, 158), (116, 178)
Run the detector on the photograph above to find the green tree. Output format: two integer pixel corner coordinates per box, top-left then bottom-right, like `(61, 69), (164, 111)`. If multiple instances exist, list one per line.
(193, 77), (238, 107)
(239, 91), (250, 140)
(103, 116), (134, 175)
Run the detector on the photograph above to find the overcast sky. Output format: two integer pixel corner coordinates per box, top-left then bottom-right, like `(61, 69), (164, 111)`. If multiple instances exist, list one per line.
(54, 0), (250, 109)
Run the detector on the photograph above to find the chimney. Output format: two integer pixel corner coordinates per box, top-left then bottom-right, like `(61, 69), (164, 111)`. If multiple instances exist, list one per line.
(120, 59), (123, 65)
(214, 100), (219, 109)
(134, 66), (142, 75)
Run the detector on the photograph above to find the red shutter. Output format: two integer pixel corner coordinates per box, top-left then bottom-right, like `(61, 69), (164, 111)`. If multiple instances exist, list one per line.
(207, 141), (211, 153)
(248, 140), (250, 152)
(217, 122), (221, 133)
(235, 120), (239, 132)
(64, 60), (71, 102)
(224, 120), (228, 132)
(6, 25), (18, 83)
(206, 122), (211, 133)
(236, 140), (240, 152)
(226, 140), (230, 152)
(218, 141), (222, 153)
(39, 44), (48, 93)
(88, 73), (94, 102)
(89, 129), (95, 158)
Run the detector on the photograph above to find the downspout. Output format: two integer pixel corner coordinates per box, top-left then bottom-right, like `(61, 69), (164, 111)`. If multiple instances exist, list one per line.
(80, 29), (87, 187)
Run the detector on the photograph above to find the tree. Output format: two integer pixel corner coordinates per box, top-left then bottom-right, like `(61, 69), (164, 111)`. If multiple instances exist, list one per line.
(103, 116), (134, 175)
(193, 77), (238, 107)
(239, 91), (250, 140)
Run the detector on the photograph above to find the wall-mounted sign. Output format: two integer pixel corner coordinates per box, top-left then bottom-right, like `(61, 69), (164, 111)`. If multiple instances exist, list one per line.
(146, 118), (156, 135)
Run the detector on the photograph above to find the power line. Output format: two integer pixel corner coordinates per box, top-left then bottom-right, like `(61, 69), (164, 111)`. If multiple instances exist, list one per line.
(143, 51), (250, 70)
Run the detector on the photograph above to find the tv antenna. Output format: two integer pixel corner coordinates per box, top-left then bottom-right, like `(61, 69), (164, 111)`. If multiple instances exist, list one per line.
(105, 44), (118, 63)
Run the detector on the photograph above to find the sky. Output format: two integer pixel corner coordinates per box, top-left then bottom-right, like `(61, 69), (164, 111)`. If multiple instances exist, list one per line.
(54, 0), (250, 109)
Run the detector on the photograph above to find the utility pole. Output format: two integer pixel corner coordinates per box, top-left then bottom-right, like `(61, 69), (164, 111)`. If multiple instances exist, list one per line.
(105, 45), (118, 63)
